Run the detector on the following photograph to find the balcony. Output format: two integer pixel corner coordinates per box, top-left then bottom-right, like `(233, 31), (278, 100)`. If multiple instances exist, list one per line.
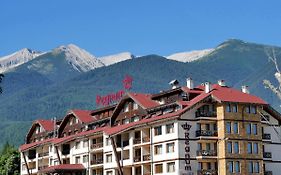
(197, 169), (217, 175)
(197, 150), (217, 157)
(134, 156), (141, 162)
(91, 158), (103, 165)
(263, 133), (271, 140)
(264, 171), (273, 175)
(195, 111), (217, 118)
(143, 155), (151, 161)
(62, 149), (70, 155)
(263, 152), (272, 158)
(196, 130), (218, 137)
(91, 143), (103, 149)
(142, 137), (150, 143)
(133, 138), (141, 144)
(123, 140), (129, 147)
(38, 152), (49, 157)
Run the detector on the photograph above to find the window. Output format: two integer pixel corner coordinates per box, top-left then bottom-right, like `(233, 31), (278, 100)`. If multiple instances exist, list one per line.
(106, 154), (112, 163)
(166, 143), (175, 153)
(106, 138), (111, 146)
(155, 145), (162, 155)
(166, 123), (174, 134)
(83, 140), (88, 148)
(235, 161), (240, 173)
(167, 162), (175, 172)
(75, 156), (80, 164)
(124, 103), (129, 112)
(226, 122), (231, 134)
(133, 102), (138, 110)
(83, 155), (88, 163)
(226, 103), (231, 112)
(254, 162), (260, 173)
(228, 161), (234, 173)
(233, 104), (238, 113)
(253, 143), (258, 154)
(251, 105), (257, 114)
(227, 142), (232, 153)
(246, 123), (251, 134)
(123, 118), (130, 124)
(155, 164), (163, 174)
(75, 141), (80, 149)
(206, 143), (211, 151)
(106, 171), (113, 175)
(253, 124), (258, 135)
(132, 116), (139, 122)
(154, 126), (162, 136)
(198, 143), (202, 150)
(246, 105), (251, 113)
(234, 142), (239, 154)
(233, 122), (238, 134)
(248, 161), (253, 173)
(248, 142), (252, 154)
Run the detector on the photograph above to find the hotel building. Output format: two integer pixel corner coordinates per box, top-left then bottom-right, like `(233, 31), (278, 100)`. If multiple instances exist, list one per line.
(20, 79), (281, 175)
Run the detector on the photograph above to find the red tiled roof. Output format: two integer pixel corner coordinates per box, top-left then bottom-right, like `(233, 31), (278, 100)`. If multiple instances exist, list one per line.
(128, 92), (159, 109)
(36, 119), (55, 132)
(19, 138), (54, 152)
(210, 84), (267, 104)
(53, 127), (107, 145)
(39, 164), (85, 173)
(71, 109), (94, 123)
(181, 86), (203, 94)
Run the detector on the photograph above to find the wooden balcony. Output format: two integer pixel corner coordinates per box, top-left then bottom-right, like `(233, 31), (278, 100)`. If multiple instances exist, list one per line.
(38, 152), (49, 157)
(195, 111), (217, 118)
(142, 137), (150, 143)
(91, 158), (103, 165)
(197, 150), (217, 157)
(91, 143), (103, 149)
(143, 155), (151, 161)
(133, 138), (141, 144)
(134, 156), (141, 162)
(197, 169), (217, 175)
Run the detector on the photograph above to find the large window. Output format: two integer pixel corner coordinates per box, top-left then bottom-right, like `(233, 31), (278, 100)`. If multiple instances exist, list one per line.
(75, 156), (80, 164)
(247, 143), (253, 154)
(106, 154), (112, 163)
(133, 102), (138, 110)
(83, 140), (88, 148)
(234, 142), (239, 154)
(228, 161), (234, 173)
(253, 143), (258, 154)
(235, 161), (240, 173)
(233, 104), (238, 113)
(226, 122), (231, 134)
(154, 126), (162, 136)
(253, 124), (258, 135)
(155, 145), (162, 155)
(251, 105), (257, 114)
(233, 122), (239, 134)
(166, 143), (175, 153)
(155, 164), (163, 174)
(246, 123), (251, 134)
(227, 142), (232, 153)
(167, 162), (175, 172)
(166, 123), (174, 134)
(75, 141), (80, 149)
(83, 155), (88, 163)
(226, 103), (231, 112)
(254, 162), (260, 173)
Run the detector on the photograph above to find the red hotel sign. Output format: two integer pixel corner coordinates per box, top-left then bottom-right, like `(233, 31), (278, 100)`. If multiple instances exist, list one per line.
(96, 75), (133, 106)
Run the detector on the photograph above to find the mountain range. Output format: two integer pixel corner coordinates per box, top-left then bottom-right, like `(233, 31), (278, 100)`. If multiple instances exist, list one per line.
(0, 39), (280, 148)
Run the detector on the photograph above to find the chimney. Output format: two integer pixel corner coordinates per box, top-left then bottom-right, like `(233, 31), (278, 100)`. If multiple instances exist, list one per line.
(169, 79), (179, 89)
(218, 80), (226, 87)
(186, 77), (194, 89)
(205, 82), (212, 93)
(241, 85), (250, 94)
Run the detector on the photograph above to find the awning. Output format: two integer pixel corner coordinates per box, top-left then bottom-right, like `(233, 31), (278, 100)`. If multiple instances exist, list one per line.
(38, 164), (85, 173)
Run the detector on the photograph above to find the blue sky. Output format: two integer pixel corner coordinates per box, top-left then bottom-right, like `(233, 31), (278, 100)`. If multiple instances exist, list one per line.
(1, 0), (281, 57)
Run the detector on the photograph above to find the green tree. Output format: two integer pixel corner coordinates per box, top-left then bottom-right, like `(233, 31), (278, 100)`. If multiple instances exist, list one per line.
(0, 143), (20, 175)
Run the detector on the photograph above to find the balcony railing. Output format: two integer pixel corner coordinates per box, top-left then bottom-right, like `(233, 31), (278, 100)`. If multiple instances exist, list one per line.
(261, 115), (270, 122)
(144, 173), (151, 175)
(197, 169), (217, 175)
(28, 154), (36, 159)
(195, 111), (217, 118)
(264, 171), (273, 175)
(134, 156), (141, 162)
(91, 143), (103, 149)
(263, 152), (272, 158)
(143, 155), (151, 161)
(263, 133), (271, 140)
(142, 137), (150, 143)
(91, 158), (103, 165)
(197, 150), (217, 157)
(196, 130), (218, 137)
(133, 138), (141, 144)
(38, 152), (49, 157)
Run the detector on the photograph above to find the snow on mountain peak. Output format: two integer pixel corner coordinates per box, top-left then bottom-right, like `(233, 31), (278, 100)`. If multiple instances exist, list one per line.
(54, 44), (104, 72)
(99, 52), (134, 66)
(0, 48), (43, 73)
(167, 49), (214, 63)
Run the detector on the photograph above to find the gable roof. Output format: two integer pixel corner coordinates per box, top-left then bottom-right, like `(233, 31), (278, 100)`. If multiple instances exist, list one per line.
(127, 92), (159, 109)
(39, 164), (85, 173)
(71, 110), (95, 123)
(37, 119), (56, 132)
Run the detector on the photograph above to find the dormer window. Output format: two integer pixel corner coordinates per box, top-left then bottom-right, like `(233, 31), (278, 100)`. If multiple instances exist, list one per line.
(124, 103), (129, 112)
(159, 98), (165, 105)
(123, 118), (130, 124)
(35, 126), (41, 134)
(133, 102), (138, 110)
